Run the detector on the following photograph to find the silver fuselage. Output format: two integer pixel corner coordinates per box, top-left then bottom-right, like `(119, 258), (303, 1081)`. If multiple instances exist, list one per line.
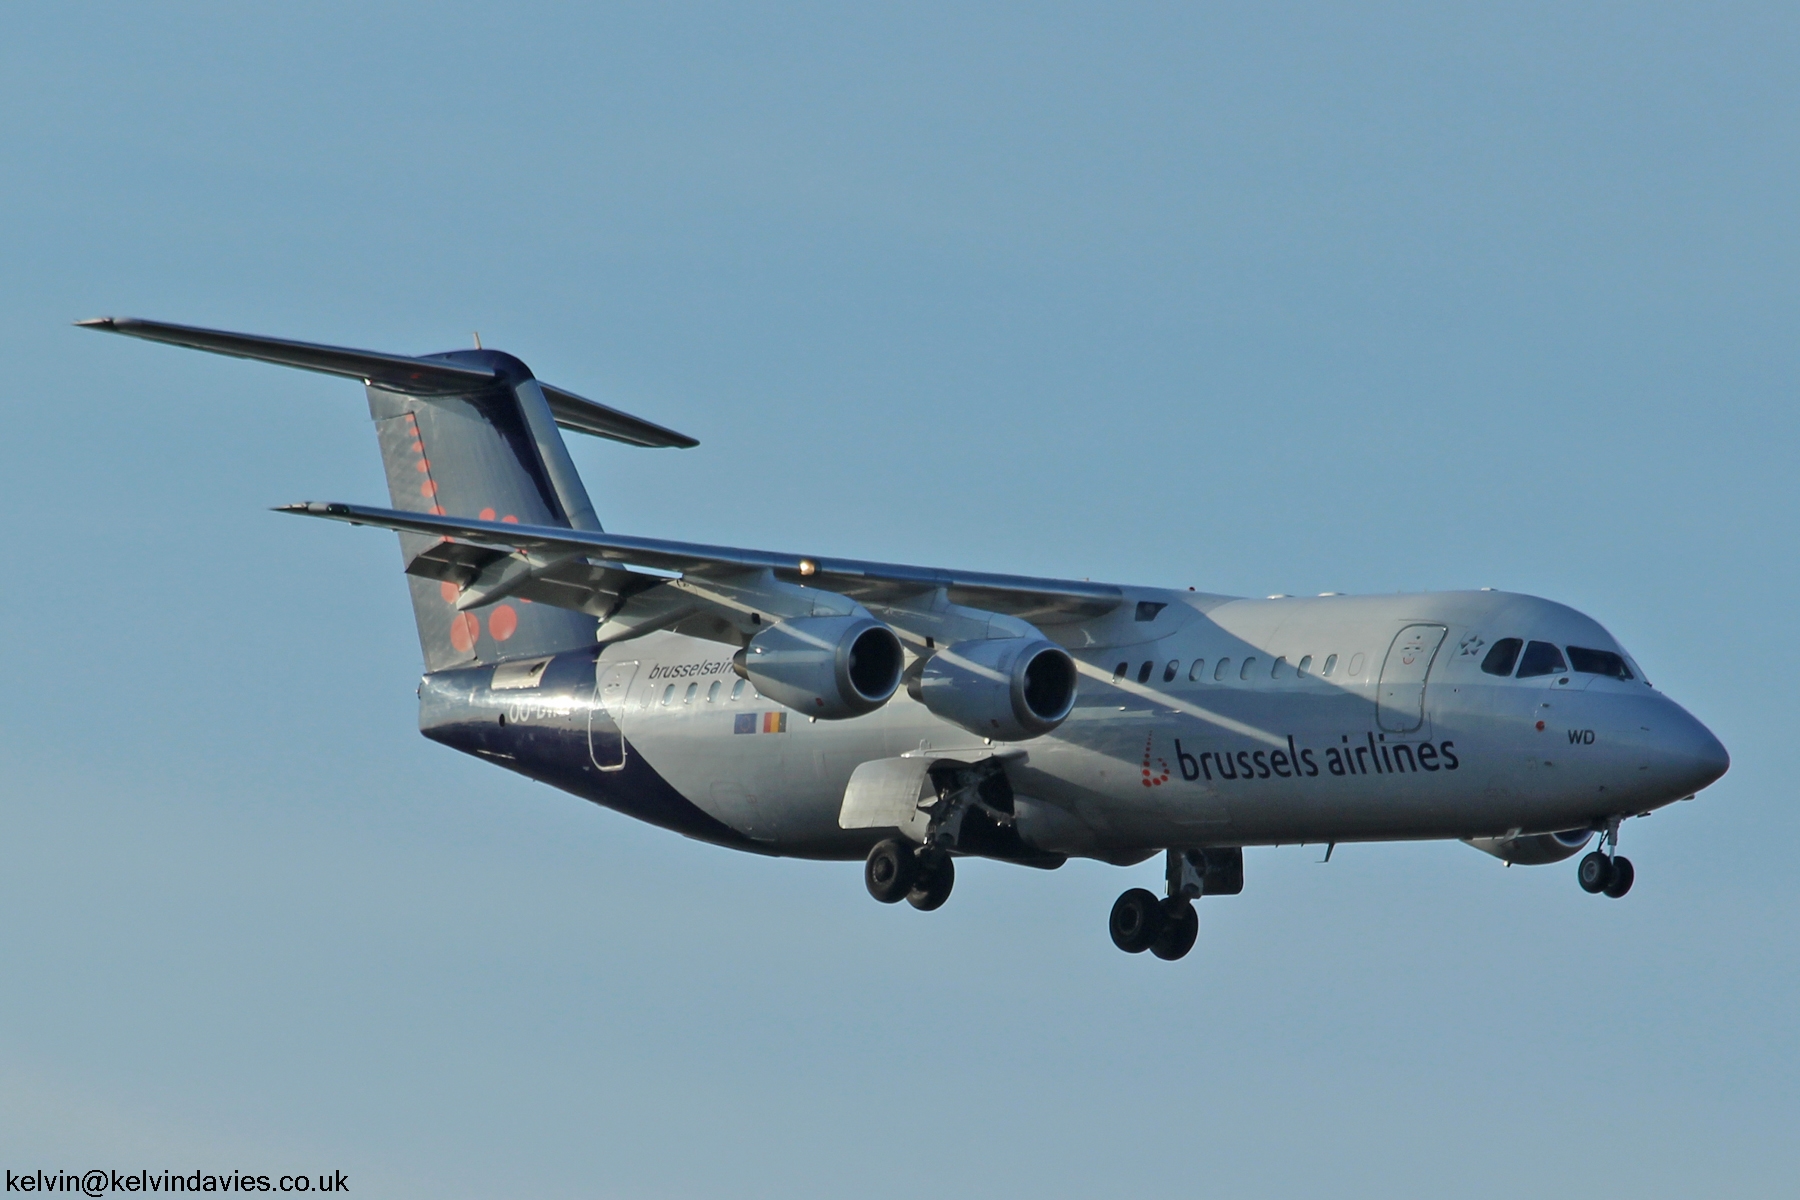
(539, 587), (1725, 862)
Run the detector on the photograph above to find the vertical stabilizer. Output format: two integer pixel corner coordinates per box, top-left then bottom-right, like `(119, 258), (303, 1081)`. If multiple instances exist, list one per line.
(78, 318), (699, 673)
(366, 351), (599, 671)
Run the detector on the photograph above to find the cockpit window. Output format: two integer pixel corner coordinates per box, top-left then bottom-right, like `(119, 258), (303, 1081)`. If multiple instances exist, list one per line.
(1480, 638), (1523, 676)
(1515, 640), (1568, 678)
(1567, 646), (1634, 680)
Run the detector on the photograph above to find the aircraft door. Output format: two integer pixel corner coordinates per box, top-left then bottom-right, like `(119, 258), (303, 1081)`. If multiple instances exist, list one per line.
(589, 660), (639, 771)
(1377, 624), (1448, 733)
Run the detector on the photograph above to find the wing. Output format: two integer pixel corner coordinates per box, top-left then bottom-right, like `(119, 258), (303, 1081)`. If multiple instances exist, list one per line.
(280, 501), (1124, 625)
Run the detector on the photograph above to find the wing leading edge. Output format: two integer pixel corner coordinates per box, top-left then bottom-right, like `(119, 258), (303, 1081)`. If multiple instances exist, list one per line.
(279, 501), (1125, 623)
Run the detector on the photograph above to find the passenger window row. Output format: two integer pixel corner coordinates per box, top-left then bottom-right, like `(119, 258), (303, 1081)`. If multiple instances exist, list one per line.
(1480, 638), (1634, 681)
(1113, 651), (1353, 687)
(649, 677), (751, 708)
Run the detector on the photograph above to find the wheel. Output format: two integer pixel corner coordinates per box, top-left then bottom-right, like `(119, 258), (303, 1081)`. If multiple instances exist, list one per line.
(1577, 851), (1615, 894)
(1109, 888), (1167, 953)
(1150, 898), (1199, 961)
(864, 838), (919, 904)
(907, 853), (955, 911)
(1603, 855), (1635, 898)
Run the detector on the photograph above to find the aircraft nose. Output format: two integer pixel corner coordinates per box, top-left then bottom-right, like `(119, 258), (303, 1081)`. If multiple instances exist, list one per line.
(1661, 702), (1730, 797)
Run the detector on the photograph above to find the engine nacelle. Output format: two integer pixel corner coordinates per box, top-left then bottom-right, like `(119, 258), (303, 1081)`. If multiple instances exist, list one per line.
(736, 615), (904, 719)
(1465, 828), (1594, 866)
(915, 638), (1078, 741)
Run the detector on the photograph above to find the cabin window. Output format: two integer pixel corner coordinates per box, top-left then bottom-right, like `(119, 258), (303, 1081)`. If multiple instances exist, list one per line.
(1239, 656), (1258, 681)
(1347, 653), (1365, 676)
(1567, 646), (1633, 680)
(1481, 638), (1523, 676)
(1516, 640), (1568, 678)
(1163, 660), (1179, 682)
(661, 684), (675, 705)
(1214, 658), (1232, 681)
(1137, 661), (1153, 684)
(730, 678), (746, 701)
(1188, 659), (1205, 682)
(1271, 656), (1289, 679)
(1113, 662), (1128, 681)
(707, 680), (722, 702)
(1322, 654), (1338, 677)
(684, 682), (698, 704)
(1297, 655), (1313, 676)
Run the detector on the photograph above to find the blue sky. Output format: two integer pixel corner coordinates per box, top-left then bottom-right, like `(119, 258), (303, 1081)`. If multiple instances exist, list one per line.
(2, 4), (1795, 1196)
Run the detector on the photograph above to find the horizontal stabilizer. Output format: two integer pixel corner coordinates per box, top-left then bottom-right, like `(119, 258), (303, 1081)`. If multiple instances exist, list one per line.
(279, 501), (1125, 622)
(77, 316), (698, 448)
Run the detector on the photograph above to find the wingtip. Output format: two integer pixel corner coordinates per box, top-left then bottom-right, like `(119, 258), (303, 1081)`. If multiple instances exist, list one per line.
(274, 501), (350, 516)
(75, 316), (118, 329)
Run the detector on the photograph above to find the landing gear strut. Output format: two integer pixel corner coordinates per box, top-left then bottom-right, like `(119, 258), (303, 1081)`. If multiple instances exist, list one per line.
(1577, 818), (1634, 898)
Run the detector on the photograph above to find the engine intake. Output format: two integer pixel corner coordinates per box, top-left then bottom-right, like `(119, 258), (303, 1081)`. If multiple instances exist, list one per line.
(915, 638), (1078, 741)
(736, 615), (903, 719)
(1465, 828), (1593, 866)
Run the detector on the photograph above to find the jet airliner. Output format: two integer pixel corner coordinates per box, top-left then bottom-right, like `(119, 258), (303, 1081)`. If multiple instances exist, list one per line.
(83, 317), (1729, 961)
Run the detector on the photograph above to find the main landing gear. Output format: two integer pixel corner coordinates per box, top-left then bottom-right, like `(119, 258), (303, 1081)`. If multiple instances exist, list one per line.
(864, 838), (956, 911)
(1109, 888), (1198, 960)
(1577, 818), (1634, 899)
(1109, 848), (1242, 961)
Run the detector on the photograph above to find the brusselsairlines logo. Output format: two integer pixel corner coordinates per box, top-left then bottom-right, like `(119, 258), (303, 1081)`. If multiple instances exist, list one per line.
(1160, 731), (1461, 783)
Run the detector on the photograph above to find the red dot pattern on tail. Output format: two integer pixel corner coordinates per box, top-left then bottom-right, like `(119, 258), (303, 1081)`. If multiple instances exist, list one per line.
(448, 612), (479, 653)
(489, 605), (518, 641)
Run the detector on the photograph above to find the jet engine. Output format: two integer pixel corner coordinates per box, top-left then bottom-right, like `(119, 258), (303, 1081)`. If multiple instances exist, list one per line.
(736, 615), (904, 719)
(1465, 828), (1594, 866)
(914, 638), (1078, 741)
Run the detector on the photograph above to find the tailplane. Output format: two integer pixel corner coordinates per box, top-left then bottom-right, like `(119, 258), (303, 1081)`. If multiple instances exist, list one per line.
(79, 317), (696, 670)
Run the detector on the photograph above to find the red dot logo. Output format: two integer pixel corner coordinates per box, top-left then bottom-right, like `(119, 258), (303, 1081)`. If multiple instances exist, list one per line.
(420, 480), (438, 497)
(439, 581), (459, 603)
(488, 605), (518, 641)
(448, 612), (479, 653)
(1141, 734), (1171, 787)
(479, 507), (496, 521)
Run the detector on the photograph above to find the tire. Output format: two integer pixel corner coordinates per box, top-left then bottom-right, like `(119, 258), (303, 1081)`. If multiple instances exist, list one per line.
(1151, 899), (1199, 961)
(1603, 855), (1635, 898)
(1577, 851), (1615, 895)
(907, 853), (956, 911)
(865, 838), (919, 904)
(1109, 888), (1166, 953)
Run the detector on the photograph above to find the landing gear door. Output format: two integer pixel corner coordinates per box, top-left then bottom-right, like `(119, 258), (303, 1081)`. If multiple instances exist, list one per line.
(1377, 624), (1447, 733)
(589, 660), (639, 771)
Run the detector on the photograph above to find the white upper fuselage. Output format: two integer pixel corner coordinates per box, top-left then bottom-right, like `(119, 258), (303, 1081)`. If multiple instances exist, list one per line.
(610, 587), (1726, 861)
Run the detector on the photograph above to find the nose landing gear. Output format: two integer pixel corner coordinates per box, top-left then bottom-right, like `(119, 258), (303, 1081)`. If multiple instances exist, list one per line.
(1577, 818), (1634, 898)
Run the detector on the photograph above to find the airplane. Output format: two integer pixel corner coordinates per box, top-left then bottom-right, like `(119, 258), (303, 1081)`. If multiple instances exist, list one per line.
(80, 316), (1731, 961)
